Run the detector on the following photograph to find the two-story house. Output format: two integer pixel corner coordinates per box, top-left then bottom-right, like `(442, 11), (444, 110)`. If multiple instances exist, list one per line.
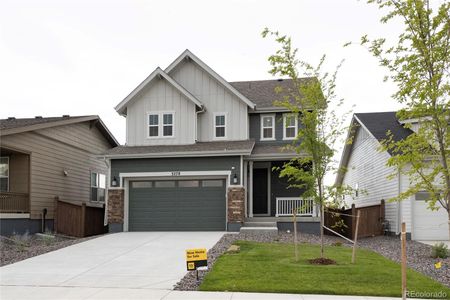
(103, 50), (320, 233)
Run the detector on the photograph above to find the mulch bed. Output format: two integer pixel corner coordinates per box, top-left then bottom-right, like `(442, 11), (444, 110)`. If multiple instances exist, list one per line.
(0, 233), (96, 267)
(308, 257), (336, 265)
(174, 232), (450, 291)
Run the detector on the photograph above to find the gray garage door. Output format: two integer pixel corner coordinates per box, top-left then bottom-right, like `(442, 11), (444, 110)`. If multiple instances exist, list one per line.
(129, 179), (226, 231)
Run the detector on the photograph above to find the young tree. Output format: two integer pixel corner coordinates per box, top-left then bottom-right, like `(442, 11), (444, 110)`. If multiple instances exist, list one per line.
(360, 0), (450, 238)
(262, 29), (351, 258)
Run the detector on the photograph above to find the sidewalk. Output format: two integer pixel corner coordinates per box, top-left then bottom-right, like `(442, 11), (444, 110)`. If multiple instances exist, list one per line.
(0, 286), (413, 300)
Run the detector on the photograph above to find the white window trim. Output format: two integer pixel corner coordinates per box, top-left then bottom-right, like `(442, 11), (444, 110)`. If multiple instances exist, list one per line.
(90, 171), (106, 202)
(0, 156), (9, 192)
(213, 112), (227, 140)
(283, 113), (298, 140)
(260, 114), (275, 141)
(146, 111), (176, 139)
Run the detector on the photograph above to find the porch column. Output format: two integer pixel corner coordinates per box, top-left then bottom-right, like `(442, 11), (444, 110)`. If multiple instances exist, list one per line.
(243, 160), (248, 218)
(249, 160), (253, 217)
(107, 188), (124, 233)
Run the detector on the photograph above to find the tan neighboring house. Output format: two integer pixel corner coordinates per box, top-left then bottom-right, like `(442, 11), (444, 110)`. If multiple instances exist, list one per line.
(0, 115), (118, 235)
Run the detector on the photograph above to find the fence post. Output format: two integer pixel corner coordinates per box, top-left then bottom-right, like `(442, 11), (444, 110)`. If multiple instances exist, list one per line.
(293, 207), (298, 262)
(401, 222), (407, 300)
(53, 196), (59, 234)
(352, 210), (361, 264)
(80, 203), (86, 237)
(380, 199), (385, 234)
(351, 204), (356, 239)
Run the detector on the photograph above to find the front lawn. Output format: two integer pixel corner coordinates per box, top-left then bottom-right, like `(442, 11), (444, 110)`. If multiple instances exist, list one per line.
(200, 241), (450, 298)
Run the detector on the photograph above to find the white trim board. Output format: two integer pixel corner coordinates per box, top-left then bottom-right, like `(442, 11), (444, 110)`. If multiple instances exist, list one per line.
(0, 213), (30, 219)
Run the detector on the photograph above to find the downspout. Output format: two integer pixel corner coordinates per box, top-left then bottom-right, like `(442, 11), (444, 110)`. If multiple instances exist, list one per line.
(103, 157), (110, 226)
(195, 106), (206, 141)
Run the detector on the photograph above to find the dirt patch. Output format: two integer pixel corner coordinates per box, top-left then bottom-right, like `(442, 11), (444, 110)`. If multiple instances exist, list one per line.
(308, 257), (337, 265)
(0, 233), (97, 267)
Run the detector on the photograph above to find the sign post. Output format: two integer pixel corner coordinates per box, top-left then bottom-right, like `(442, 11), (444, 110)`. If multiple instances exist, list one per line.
(186, 248), (208, 281)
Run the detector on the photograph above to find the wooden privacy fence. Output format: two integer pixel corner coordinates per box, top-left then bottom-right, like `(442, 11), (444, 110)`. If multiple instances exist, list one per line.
(54, 198), (107, 238)
(324, 200), (385, 240)
(0, 192), (30, 213)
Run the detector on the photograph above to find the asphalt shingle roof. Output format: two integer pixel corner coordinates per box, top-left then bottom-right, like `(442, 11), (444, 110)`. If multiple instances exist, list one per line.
(104, 140), (255, 156)
(0, 116), (90, 131)
(355, 112), (413, 147)
(230, 78), (316, 109)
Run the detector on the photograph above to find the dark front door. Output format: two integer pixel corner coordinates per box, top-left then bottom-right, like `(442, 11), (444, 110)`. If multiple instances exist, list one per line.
(253, 168), (268, 215)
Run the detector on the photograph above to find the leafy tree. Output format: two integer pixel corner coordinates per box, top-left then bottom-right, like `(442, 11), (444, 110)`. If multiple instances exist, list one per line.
(359, 0), (450, 237)
(262, 29), (352, 258)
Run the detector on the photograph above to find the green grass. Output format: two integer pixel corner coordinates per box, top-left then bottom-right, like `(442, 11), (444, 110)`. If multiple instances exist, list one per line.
(200, 241), (450, 298)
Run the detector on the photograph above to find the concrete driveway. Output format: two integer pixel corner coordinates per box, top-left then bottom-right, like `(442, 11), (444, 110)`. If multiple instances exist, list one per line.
(0, 232), (224, 299)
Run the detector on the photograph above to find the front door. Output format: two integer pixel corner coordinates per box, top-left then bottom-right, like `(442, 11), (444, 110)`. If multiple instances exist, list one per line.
(253, 168), (269, 215)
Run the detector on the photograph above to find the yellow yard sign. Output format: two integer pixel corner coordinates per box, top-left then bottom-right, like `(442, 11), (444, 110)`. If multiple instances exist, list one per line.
(186, 248), (207, 271)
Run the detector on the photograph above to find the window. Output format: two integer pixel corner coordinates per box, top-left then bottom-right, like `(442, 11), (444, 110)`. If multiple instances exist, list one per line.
(91, 172), (106, 202)
(214, 113), (226, 138)
(155, 181), (176, 188)
(132, 181), (153, 188)
(283, 114), (298, 140)
(261, 114), (275, 140)
(202, 180), (224, 187)
(163, 113), (173, 137)
(147, 112), (175, 138)
(415, 191), (430, 201)
(178, 180), (199, 188)
(148, 114), (159, 137)
(0, 157), (9, 192)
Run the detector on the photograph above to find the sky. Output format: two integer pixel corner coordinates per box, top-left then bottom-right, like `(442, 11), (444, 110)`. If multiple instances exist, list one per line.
(0, 0), (409, 183)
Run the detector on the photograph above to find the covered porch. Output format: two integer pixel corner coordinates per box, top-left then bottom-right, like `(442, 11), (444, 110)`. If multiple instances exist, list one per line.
(0, 147), (30, 214)
(243, 159), (319, 220)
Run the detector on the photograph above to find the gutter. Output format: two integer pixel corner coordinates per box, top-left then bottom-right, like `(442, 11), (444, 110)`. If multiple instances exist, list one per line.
(397, 169), (401, 235)
(100, 149), (254, 160)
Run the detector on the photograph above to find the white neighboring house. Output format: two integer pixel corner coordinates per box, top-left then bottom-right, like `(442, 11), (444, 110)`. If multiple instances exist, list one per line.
(336, 112), (449, 241)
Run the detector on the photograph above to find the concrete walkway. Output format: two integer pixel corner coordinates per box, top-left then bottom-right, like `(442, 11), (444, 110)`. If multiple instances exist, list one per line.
(0, 288), (409, 300)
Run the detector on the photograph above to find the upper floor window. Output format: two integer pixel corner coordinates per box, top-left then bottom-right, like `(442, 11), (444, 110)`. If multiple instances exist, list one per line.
(0, 157), (9, 192)
(261, 114), (275, 141)
(283, 114), (298, 140)
(147, 112), (174, 138)
(91, 172), (106, 202)
(214, 113), (226, 139)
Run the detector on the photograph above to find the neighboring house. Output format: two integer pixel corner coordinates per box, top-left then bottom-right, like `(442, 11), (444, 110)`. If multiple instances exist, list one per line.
(103, 49), (320, 233)
(0, 115), (118, 235)
(336, 112), (449, 241)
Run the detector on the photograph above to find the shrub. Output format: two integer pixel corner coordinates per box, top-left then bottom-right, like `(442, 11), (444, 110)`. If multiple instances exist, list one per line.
(431, 242), (449, 259)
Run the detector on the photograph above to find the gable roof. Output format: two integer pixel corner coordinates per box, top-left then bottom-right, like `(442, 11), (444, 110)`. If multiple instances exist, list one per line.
(335, 111), (414, 186)
(115, 67), (204, 116)
(0, 115), (119, 146)
(230, 78), (317, 111)
(165, 49), (256, 109)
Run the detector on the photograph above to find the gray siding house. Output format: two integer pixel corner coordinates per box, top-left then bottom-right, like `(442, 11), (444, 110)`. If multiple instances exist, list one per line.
(336, 112), (449, 241)
(0, 116), (118, 235)
(104, 50), (320, 232)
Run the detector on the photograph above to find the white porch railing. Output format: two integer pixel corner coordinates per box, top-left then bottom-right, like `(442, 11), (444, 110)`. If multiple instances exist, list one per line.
(276, 197), (315, 217)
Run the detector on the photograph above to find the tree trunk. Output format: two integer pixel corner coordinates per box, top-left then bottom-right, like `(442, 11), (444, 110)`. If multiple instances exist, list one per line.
(320, 203), (324, 258)
(448, 208), (450, 242)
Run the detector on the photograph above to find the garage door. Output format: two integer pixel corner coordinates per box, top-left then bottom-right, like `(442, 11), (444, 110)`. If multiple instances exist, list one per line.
(129, 179), (226, 231)
(413, 196), (449, 240)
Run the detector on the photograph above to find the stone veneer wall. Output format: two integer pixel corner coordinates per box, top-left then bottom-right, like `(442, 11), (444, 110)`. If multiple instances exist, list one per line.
(108, 189), (124, 232)
(227, 186), (245, 231)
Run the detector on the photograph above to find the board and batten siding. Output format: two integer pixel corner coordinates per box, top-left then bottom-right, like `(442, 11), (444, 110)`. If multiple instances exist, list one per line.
(341, 125), (401, 233)
(169, 60), (248, 142)
(1, 122), (112, 219)
(126, 78), (197, 146)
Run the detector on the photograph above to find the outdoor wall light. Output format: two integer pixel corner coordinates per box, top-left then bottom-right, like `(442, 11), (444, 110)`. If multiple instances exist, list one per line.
(63, 170), (68, 176)
(112, 176), (118, 187)
(233, 174), (238, 184)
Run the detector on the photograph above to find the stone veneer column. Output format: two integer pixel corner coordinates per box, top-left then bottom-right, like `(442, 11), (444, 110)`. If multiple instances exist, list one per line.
(107, 189), (124, 233)
(227, 186), (245, 231)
